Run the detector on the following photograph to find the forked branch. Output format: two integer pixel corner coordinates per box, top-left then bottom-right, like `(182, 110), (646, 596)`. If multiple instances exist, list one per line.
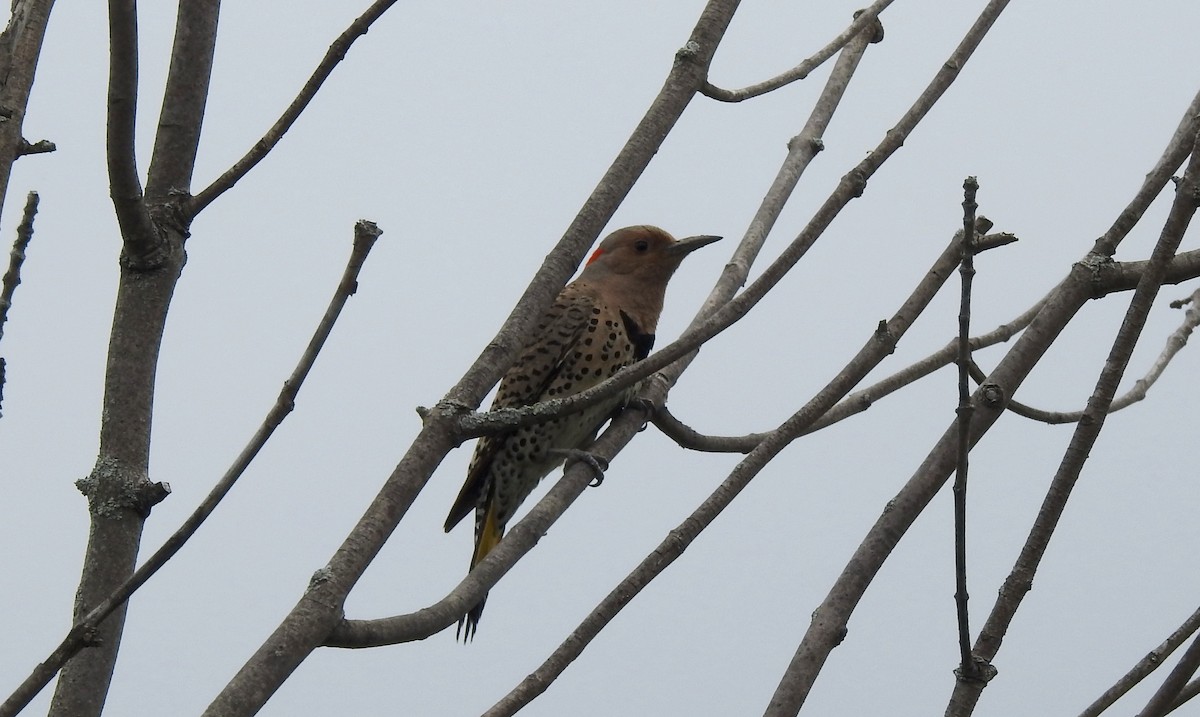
(0, 221), (383, 717)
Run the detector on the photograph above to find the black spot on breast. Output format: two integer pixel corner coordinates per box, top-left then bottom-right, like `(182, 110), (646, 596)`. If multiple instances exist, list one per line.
(619, 310), (655, 360)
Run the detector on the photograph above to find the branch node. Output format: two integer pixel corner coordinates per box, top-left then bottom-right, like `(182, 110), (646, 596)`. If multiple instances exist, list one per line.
(850, 9), (886, 43)
(307, 566), (335, 593)
(135, 481), (172, 518)
(675, 40), (701, 62)
(979, 382), (1004, 407)
(953, 656), (998, 684)
(17, 138), (56, 156)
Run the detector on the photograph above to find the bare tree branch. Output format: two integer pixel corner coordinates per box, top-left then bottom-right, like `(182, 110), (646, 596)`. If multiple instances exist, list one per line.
(1136, 632), (1200, 717)
(701, 0), (890, 102)
(188, 0), (400, 216)
(1078, 604), (1200, 717)
(649, 226), (1018, 454)
(0, 191), (37, 419)
(0, 191), (36, 344)
(971, 284), (1200, 423)
(947, 129), (1200, 716)
(0, 220), (381, 717)
(1165, 679), (1200, 715)
(48, 2), (224, 714)
(662, 243), (1195, 455)
(650, 404), (766, 452)
(145, 0), (221, 198)
(952, 177), (984, 683)
(326, 409), (638, 647)
(0, 0), (56, 227)
(660, 240), (1200, 458)
(105, 0), (158, 265)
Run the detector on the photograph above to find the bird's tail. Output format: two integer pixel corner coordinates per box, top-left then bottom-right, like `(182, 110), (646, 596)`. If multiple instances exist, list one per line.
(458, 502), (503, 641)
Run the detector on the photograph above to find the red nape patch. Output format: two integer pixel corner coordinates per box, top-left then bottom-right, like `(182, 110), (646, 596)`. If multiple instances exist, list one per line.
(586, 248), (605, 265)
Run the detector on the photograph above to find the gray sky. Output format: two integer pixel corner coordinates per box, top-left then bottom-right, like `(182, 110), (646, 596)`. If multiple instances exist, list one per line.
(3, 1), (1199, 715)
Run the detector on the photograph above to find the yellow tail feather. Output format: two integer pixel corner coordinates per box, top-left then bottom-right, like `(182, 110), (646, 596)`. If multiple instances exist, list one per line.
(459, 503), (503, 641)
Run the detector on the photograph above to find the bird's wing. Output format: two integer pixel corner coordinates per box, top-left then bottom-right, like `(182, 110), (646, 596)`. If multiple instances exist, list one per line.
(443, 289), (597, 532)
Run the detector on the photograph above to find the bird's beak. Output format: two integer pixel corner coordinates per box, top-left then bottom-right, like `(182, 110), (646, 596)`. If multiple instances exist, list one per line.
(668, 234), (722, 256)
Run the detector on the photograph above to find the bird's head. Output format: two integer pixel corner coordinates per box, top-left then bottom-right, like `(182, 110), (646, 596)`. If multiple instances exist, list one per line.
(579, 226), (721, 285)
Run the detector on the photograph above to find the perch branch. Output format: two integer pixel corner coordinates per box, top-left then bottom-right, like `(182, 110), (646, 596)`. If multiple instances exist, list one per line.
(326, 408), (638, 647)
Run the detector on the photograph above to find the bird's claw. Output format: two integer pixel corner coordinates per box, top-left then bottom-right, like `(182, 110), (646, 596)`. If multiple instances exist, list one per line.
(553, 449), (610, 487)
(627, 397), (657, 432)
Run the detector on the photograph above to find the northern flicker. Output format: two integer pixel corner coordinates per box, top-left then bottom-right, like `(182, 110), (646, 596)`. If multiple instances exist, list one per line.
(443, 225), (720, 639)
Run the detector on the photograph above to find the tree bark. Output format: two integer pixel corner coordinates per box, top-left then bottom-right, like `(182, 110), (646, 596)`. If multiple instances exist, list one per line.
(48, 2), (220, 715)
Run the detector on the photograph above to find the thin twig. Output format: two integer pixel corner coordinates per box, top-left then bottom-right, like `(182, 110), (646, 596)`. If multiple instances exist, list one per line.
(811, 297), (1039, 428)
(1078, 604), (1200, 717)
(650, 404), (767, 452)
(701, 0), (891, 102)
(0, 221), (383, 717)
(971, 285), (1200, 423)
(0, 191), (38, 418)
(953, 176), (980, 682)
(188, 0), (400, 216)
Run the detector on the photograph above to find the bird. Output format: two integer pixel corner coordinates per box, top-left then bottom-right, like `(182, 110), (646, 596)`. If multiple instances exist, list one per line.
(443, 225), (720, 640)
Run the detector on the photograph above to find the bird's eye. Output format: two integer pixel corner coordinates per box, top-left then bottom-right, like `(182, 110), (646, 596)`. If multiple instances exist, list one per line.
(634, 240), (649, 252)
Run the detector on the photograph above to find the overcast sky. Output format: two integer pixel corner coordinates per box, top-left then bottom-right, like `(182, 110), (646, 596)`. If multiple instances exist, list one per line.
(3, 1), (1200, 715)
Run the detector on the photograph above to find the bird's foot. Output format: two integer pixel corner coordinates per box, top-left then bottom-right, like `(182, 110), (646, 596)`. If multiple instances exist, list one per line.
(626, 397), (657, 432)
(552, 449), (610, 487)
